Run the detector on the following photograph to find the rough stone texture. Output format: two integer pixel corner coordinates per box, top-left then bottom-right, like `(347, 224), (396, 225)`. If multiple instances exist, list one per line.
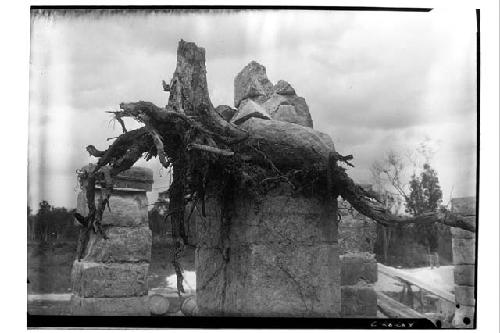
(451, 227), (475, 239)
(234, 61), (274, 108)
(231, 99), (271, 125)
(234, 62), (313, 128)
(195, 184), (340, 317)
(215, 104), (237, 122)
(341, 284), (377, 317)
(71, 165), (152, 315)
(451, 196), (476, 328)
(340, 253), (377, 285)
(261, 94), (313, 128)
(452, 237), (476, 265)
(338, 198), (377, 254)
(77, 190), (149, 227)
(239, 118), (335, 170)
(454, 285), (475, 306)
(453, 264), (475, 286)
(453, 305), (475, 328)
(273, 80), (296, 95)
(83, 227), (152, 263)
(72, 261), (149, 298)
(70, 295), (150, 316)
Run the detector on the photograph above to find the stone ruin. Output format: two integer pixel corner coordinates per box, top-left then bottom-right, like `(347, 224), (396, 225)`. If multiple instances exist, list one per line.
(70, 40), (476, 322)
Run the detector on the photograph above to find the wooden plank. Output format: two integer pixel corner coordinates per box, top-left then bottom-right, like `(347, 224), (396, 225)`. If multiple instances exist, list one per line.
(377, 291), (426, 318)
(377, 263), (455, 304)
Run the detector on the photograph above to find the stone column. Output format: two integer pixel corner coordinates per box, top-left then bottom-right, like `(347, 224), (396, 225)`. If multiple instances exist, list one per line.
(195, 184), (340, 317)
(70, 166), (153, 316)
(450, 197), (476, 328)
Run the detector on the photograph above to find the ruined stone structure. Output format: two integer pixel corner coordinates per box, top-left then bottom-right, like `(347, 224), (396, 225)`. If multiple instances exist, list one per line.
(75, 40), (475, 321)
(450, 197), (476, 328)
(70, 166), (153, 315)
(191, 61), (340, 317)
(195, 185), (340, 316)
(338, 192), (378, 318)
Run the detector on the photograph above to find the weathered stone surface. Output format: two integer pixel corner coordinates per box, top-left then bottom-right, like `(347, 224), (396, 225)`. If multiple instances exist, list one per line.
(195, 187), (340, 318)
(149, 294), (170, 315)
(215, 104), (237, 122)
(451, 227), (475, 239)
(340, 253), (377, 285)
(217, 244), (340, 317)
(77, 191), (149, 227)
(231, 99), (271, 125)
(454, 265), (475, 286)
(453, 304), (475, 328)
(234, 61), (273, 108)
(181, 295), (199, 316)
(260, 93), (313, 128)
(341, 284), (377, 317)
(454, 285), (475, 306)
(83, 227), (152, 263)
(71, 261), (148, 298)
(452, 237), (475, 265)
(195, 190), (337, 248)
(239, 118), (335, 169)
(338, 198), (377, 254)
(273, 80), (296, 95)
(70, 295), (149, 316)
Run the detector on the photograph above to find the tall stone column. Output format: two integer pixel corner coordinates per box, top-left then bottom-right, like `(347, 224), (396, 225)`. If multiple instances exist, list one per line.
(450, 197), (476, 328)
(70, 166), (153, 316)
(195, 184), (340, 317)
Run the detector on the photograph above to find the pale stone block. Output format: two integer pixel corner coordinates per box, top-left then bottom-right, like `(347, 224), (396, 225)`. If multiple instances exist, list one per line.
(454, 265), (475, 286)
(455, 285), (475, 306)
(71, 261), (149, 298)
(452, 238), (475, 265)
(83, 227), (152, 263)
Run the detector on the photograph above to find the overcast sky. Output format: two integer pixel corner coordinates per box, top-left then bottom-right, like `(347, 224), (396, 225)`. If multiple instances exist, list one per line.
(29, 8), (477, 210)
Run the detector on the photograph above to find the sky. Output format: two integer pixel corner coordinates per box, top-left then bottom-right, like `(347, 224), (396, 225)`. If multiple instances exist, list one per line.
(28, 8), (477, 210)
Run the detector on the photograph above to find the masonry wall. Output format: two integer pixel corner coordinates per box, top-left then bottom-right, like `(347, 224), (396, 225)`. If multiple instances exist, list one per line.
(70, 166), (153, 316)
(195, 184), (340, 317)
(451, 197), (476, 328)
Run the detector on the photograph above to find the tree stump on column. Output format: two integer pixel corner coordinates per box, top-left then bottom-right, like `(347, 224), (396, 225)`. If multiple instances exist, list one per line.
(70, 166), (153, 316)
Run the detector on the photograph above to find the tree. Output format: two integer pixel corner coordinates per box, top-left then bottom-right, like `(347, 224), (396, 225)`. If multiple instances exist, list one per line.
(405, 163), (443, 253)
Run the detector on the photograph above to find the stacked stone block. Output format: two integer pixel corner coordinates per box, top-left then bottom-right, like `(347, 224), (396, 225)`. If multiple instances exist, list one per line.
(340, 253), (378, 317)
(195, 186), (340, 317)
(450, 197), (476, 328)
(70, 166), (153, 316)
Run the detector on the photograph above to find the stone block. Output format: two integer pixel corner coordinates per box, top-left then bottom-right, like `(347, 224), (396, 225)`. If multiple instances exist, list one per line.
(71, 261), (148, 298)
(234, 61), (274, 108)
(232, 99), (271, 125)
(451, 227), (475, 239)
(77, 191), (149, 227)
(340, 253), (377, 285)
(196, 243), (340, 317)
(453, 305), (475, 328)
(452, 237), (475, 265)
(83, 227), (152, 263)
(455, 285), (475, 306)
(341, 284), (377, 317)
(454, 265), (475, 286)
(70, 295), (149, 316)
